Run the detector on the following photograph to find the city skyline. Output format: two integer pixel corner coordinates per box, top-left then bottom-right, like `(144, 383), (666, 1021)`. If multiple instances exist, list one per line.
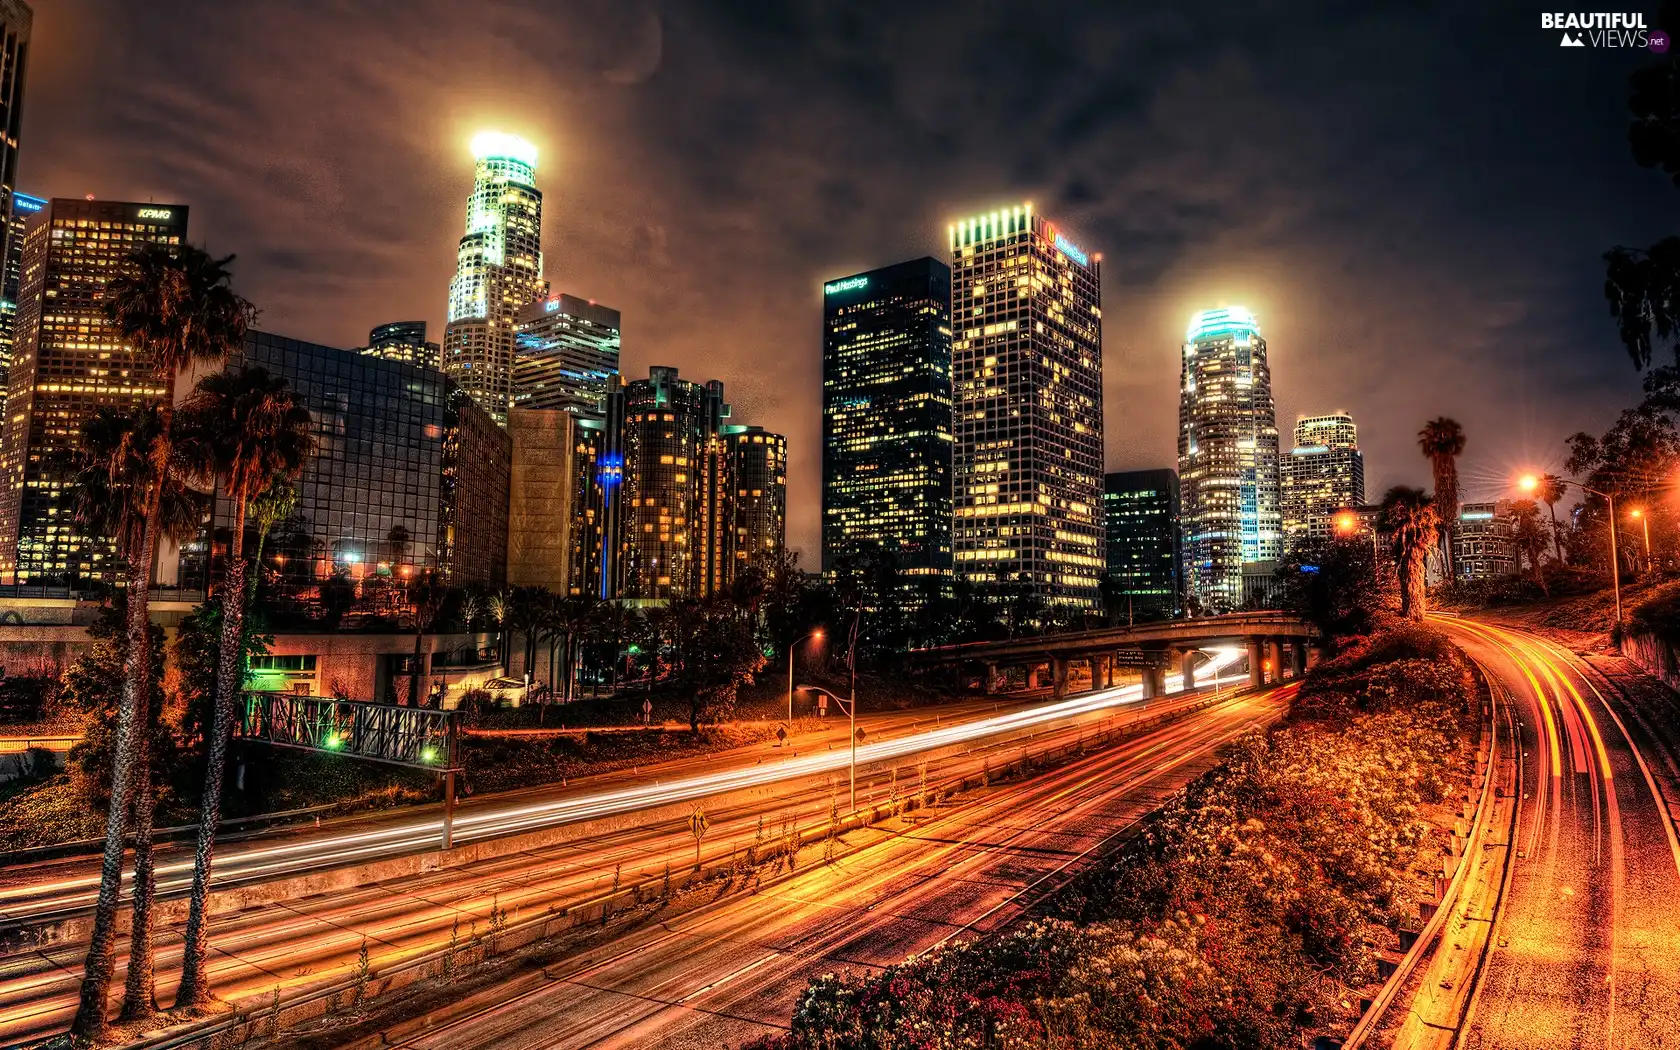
(11, 2), (1662, 563)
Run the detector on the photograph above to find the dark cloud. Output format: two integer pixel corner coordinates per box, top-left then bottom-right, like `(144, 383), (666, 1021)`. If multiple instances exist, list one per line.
(19, 0), (1668, 558)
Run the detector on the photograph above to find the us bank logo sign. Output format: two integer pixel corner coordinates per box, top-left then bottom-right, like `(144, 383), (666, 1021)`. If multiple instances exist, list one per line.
(1541, 12), (1667, 49)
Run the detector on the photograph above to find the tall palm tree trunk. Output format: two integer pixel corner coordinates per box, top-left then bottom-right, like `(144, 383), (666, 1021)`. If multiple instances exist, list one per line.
(119, 735), (158, 1021)
(176, 496), (249, 1009)
(1548, 504), (1564, 565)
(70, 494), (162, 1040)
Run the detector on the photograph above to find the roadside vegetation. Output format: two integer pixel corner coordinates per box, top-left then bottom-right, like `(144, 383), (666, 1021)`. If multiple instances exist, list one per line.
(751, 616), (1478, 1050)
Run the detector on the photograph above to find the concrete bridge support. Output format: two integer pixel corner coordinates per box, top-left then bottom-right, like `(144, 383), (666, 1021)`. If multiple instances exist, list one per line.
(1180, 649), (1197, 691)
(1095, 654), (1112, 689)
(1291, 642), (1308, 679)
(1051, 656), (1069, 699)
(1248, 639), (1265, 689)
(985, 662), (1004, 694)
(1141, 663), (1165, 699)
(1266, 639), (1285, 685)
(1026, 664), (1040, 690)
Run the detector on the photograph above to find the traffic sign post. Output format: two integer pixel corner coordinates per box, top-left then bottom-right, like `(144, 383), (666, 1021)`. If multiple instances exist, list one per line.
(689, 807), (709, 868)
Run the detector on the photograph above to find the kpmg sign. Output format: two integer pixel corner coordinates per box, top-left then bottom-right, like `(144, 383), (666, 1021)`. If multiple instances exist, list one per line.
(824, 276), (869, 295)
(136, 207), (173, 220)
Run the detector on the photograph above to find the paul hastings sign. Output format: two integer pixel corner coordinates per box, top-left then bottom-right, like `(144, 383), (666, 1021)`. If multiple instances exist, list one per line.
(1541, 11), (1654, 47)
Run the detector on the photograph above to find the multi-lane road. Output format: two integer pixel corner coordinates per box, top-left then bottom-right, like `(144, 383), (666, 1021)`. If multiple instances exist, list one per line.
(0, 655), (1253, 1045)
(1433, 618), (1680, 1049)
(310, 686), (1290, 1050)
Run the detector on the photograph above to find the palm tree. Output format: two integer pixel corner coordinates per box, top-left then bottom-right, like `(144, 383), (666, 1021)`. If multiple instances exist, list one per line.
(1510, 499), (1550, 594)
(1378, 486), (1441, 620)
(487, 589), (510, 672)
(171, 366), (313, 1010)
(245, 478), (297, 603)
(1417, 418), (1466, 580)
(71, 245), (254, 1041)
(72, 406), (205, 1023)
(1539, 473), (1568, 566)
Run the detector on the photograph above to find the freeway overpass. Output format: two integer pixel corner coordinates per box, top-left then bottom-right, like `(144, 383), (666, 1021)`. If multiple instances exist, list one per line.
(908, 611), (1319, 698)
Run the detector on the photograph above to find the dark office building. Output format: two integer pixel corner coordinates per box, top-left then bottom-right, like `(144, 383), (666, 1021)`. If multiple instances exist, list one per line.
(358, 320), (439, 368)
(182, 332), (510, 596)
(820, 257), (952, 582)
(727, 425), (787, 577)
(0, 1), (29, 376)
(1102, 469), (1182, 619)
(514, 293), (621, 416)
(0, 198), (188, 584)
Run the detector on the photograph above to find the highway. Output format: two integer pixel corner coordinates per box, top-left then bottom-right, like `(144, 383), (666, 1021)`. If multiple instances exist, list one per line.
(1435, 618), (1680, 1049)
(0, 654), (1248, 1044)
(308, 686), (1289, 1050)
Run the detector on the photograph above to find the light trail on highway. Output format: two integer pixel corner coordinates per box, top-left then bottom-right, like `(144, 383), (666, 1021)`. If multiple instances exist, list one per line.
(1430, 618), (1680, 1049)
(0, 653), (1250, 1044)
(0, 651), (1243, 924)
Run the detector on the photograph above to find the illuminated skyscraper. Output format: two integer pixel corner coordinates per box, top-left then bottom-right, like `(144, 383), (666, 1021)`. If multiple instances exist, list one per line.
(605, 367), (732, 601)
(514, 293), (620, 415)
(0, 189), (41, 399)
(821, 257), (953, 583)
(949, 204), (1104, 609)
(443, 131), (546, 425)
(727, 424), (787, 577)
(1103, 469), (1182, 619)
(1177, 306), (1281, 611)
(358, 320), (438, 367)
(0, 198), (188, 584)
(0, 1), (31, 378)
(1282, 413), (1365, 546)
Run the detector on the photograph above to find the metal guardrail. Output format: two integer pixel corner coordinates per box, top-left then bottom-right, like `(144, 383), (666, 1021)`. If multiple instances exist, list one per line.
(0, 735), (78, 753)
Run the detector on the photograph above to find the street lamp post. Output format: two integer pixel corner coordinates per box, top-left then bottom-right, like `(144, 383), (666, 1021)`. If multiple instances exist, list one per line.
(1522, 474), (1621, 625)
(787, 629), (824, 725)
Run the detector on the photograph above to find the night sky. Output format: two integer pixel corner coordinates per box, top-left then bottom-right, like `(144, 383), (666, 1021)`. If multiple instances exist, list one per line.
(21, 0), (1675, 559)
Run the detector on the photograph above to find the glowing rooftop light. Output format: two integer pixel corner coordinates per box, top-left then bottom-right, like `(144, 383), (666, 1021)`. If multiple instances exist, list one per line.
(470, 131), (539, 168)
(1187, 306), (1260, 342)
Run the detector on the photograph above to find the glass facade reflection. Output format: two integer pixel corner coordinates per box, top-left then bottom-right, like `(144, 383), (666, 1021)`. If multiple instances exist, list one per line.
(182, 332), (509, 602)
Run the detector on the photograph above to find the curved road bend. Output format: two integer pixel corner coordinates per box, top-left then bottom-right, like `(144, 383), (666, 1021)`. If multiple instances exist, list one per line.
(1436, 618), (1680, 1049)
(316, 687), (1290, 1050)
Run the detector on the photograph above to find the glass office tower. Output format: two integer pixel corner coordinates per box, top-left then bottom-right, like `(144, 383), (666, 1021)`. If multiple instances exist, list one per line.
(443, 131), (546, 425)
(820, 257), (952, 584)
(1282, 412), (1365, 546)
(1178, 306), (1281, 611)
(0, 198), (187, 584)
(513, 293), (621, 416)
(949, 204), (1104, 609)
(1103, 468), (1182, 618)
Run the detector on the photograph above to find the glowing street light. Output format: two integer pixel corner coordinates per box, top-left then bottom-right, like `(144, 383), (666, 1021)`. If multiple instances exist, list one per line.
(787, 629), (824, 726)
(1520, 472), (1622, 624)
(1334, 507), (1379, 561)
(1631, 507), (1652, 571)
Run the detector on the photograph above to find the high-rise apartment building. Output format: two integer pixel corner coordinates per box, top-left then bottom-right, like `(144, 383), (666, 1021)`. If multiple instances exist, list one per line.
(1456, 502), (1517, 580)
(1177, 306), (1281, 612)
(1282, 412), (1365, 547)
(1103, 469), (1182, 619)
(443, 131), (545, 425)
(513, 293), (620, 415)
(567, 368), (786, 603)
(0, 198), (188, 584)
(949, 204), (1104, 609)
(357, 320), (438, 368)
(0, 1), (29, 376)
(727, 425), (787, 578)
(820, 257), (953, 582)
(605, 367), (731, 601)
